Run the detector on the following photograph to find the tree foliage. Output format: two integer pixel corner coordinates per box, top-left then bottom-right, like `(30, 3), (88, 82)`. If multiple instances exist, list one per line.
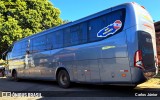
(63, 20), (70, 24)
(0, 0), (62, 57)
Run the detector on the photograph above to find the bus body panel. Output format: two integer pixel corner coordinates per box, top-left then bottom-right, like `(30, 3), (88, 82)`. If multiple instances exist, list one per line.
(99, 31), (131, 82)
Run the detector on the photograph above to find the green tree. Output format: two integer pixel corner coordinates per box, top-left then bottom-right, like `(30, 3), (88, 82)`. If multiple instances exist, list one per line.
(63, 20), (70, 24)
(0, 0), (62, 58)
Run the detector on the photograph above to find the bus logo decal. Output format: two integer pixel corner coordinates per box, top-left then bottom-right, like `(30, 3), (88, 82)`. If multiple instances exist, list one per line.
(97, 20), (122, 37)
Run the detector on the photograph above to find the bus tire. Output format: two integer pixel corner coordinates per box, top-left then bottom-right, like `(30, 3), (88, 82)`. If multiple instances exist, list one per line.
(57, 70), (70, 88)
(12, 70), (20, 82)
(1, 70), (4, 77)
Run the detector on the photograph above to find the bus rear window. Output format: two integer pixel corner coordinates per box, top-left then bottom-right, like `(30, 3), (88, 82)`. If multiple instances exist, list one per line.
(137, 31), (155, 70)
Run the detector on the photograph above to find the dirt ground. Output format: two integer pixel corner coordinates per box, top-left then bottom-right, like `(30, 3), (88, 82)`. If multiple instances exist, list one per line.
(137, 78), (160, 88)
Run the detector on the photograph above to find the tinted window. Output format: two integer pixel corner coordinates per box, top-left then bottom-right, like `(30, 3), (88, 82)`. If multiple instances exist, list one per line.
(79, 22), (88, 43)
(13, 9), (125, 52)
(138, 31), (155, 70)
(32, 35), (47, 53)
(47, 32), (54, 50)
(21, 41), (28, 55)
(55, 31), (63, 48)
(12, 42), (22, 57)
(7, 45), (13, 53)
(64, 28), (71, 47)
(88, 9), (125, 42)
(89, 17), (105, 42)
(29, 39), (33, 53)
(70, 25), (80, 45)
(47, 30), (63, 49)
(107, 10), (125, 30)
(63, 23), (88, 47)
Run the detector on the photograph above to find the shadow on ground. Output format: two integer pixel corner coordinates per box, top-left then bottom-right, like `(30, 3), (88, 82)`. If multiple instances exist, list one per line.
(1, 77), (160, 97)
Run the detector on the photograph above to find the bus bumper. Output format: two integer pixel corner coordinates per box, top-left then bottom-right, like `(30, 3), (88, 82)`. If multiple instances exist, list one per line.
(131, 67), (157, 84)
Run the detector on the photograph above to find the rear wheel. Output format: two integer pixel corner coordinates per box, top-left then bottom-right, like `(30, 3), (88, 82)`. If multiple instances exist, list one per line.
(57, 70), (70, 88)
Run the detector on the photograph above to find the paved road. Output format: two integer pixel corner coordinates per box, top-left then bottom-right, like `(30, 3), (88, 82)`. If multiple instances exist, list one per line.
(0, 77), (160, 100)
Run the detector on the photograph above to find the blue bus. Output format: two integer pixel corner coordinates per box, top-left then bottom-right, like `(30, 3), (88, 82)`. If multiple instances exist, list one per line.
(4, 2), (158, 88)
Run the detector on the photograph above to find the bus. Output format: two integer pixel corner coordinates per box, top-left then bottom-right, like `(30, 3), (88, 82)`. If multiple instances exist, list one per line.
(3, 2), (158, 88)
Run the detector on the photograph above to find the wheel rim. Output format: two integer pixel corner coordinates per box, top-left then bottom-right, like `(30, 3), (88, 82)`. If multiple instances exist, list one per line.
(60, 72), (68, 85)
(13, 72), (17, 80)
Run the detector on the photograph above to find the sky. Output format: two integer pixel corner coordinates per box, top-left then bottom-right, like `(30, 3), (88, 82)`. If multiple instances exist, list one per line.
(50, 0), (159, 22)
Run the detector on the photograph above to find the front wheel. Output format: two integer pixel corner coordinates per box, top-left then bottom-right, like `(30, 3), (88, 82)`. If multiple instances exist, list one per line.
(57, 70), (70, 88)
(2, 71), (5, 77)
(12, 71), (20, 81)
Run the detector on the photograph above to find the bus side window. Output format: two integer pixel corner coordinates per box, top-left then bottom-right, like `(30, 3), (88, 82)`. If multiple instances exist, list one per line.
(110, 10), (123, 23)
(29, 39), (33, 53)
(88, 17), (106, 42)
(47, 30), (63, 49)
(5, 45), (13, 60)
(32, 35), (47, 53)
(7, 45), (13, 53)
(21, 41), (27, 55)
(70, 25), (80, 45)
(64, 27), (71, 47)
(12, 43), (22, 57)
(55, 30), (63, 48)
(63, 22), (88, 47)
(105, 10), (125, 33)
(47, 33), (54, 50)
(80, 22), (87, 44)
